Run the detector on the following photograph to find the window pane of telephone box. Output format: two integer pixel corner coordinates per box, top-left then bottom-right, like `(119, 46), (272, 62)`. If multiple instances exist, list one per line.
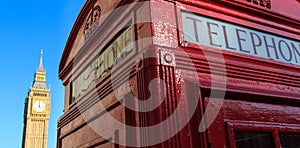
(279, 133), (300, 148)
(234, 131), (275, 148)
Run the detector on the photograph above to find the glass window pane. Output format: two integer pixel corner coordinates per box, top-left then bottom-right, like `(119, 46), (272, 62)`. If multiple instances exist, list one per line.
(234, 131), (275, 148)
(279, 133), (300, 148)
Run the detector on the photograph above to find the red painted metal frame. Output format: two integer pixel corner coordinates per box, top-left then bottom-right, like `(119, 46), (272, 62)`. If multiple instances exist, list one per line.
(205, 97), (300, 148)
(226, 120), (300, 148)
(57, 0), (300, 147)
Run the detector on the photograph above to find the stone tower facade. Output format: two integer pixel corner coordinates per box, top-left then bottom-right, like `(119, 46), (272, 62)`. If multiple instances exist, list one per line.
(22, 50), (51, 148)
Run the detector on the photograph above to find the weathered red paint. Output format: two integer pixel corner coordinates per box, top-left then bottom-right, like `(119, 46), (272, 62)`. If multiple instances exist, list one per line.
(58, 0), (300, 147)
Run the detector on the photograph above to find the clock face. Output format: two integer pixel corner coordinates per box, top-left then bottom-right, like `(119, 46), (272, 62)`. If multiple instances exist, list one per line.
(33, 100), (46, 112)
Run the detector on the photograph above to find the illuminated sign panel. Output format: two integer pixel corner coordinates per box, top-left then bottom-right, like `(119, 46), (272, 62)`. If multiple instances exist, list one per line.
(72, 26), (133, 100)
(182, 11), (300, 66)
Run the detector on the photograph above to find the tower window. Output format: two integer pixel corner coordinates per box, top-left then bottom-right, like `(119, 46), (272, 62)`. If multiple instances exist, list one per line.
(33, 93), (47, 97)
(37, 77), (44, 80)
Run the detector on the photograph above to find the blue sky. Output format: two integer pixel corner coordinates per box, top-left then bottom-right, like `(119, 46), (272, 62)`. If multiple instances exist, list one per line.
(0, 0), (84, 147)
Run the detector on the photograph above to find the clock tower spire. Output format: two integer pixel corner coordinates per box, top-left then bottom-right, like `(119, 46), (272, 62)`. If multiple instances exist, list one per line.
(37, 49), (45, 73)
(32, 49), (48, 89)
(22, 50), (51, 148)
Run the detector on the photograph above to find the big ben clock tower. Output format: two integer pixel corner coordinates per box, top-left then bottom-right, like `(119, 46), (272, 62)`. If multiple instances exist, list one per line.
(22, 50), (51, 148)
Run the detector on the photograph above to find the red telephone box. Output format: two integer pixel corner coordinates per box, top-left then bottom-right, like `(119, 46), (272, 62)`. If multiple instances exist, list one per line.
(57, 0), (300, 147)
